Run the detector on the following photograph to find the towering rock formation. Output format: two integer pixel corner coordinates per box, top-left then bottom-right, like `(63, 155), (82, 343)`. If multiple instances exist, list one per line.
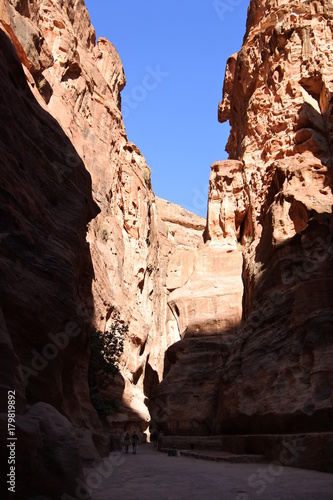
(0, 0), (178, 444)
(0, 0), (171, 496)
(0, 0), (332, 495)
(0, 2), (209, 490)
(152, 166), (246, 435)
(0, 23), (99, 499)
(153, 0), (333, 437)
(215, 0), (333, 434)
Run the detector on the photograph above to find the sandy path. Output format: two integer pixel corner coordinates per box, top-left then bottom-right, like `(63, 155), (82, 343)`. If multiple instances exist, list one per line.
(85, 443), (333, 500)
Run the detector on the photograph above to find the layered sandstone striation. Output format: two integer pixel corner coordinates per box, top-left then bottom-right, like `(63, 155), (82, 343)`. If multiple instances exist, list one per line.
(0, 0), (210, 459)
(215, 0), (333, 433)
(0, 0), (167, 496)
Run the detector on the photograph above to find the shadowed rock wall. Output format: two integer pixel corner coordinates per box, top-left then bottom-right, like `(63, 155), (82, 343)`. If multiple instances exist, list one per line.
(0, 26), (99, 499)
(0, 0), (180, 440)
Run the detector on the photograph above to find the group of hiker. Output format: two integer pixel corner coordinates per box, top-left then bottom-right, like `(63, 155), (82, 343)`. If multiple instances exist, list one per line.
(123, 429), (162, 454)
(124, 431), (140, 454)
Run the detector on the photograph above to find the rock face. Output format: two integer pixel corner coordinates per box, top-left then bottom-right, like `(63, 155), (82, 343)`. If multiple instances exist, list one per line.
(0, 0), (164, 442)
(3, 0), (248, 440)
(0, 0), (211, 461)
(0, 25), (99, 498)
(215, 0), (333, 434)
(1, 0), (333, 494)
(206, 160), (249, 243)
(153, 0), (333, 438)
(152, 172), (245, 434)
(0, 0), (171, 496)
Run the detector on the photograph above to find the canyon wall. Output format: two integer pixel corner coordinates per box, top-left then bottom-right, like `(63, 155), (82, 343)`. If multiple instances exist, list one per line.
(0, 0), (174, 497)
(0, 0), (333, 496)
(0, 23), (100, 498)
(0, 0), (176, 445)
(153, 0), (333, 436)
(0, 2), (209, 491)
(152, 162), (246, 434)
(215, 0), (333, 434)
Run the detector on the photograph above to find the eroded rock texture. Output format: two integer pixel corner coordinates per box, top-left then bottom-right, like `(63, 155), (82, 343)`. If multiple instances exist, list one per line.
(0, 0), (210, 457)
(215, 0), (333, 434)
(0, 0), (169, 496)
(0, 25), (99, 498)
(153, 170), (245, 434)
(1, 0), (333, 494)
(0, 0), (168, 442)
(152, 0), (333, 438)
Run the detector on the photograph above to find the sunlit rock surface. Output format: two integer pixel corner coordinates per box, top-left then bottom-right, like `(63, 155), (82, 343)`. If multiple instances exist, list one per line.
(215, 0), (333, 434)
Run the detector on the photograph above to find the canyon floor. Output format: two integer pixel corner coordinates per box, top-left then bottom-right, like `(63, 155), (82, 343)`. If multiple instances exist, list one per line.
(85, 444), (333, 500)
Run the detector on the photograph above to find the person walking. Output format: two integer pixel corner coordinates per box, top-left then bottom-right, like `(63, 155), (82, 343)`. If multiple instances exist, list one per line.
(124, 432), (131, 454)
(152, 430), (158, 447)
(131, 431), (139, 454)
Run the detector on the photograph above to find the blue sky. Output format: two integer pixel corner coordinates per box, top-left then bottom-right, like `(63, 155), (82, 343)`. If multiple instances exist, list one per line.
(85, 0), (249, 217)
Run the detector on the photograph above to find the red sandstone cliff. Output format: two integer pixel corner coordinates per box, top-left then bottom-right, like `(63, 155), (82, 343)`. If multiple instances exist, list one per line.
(0, 24), (99, 498)
(1, 0), (333, 495)
(153, 168), (245, 434)
(0, 0), (165, 496)
(215, 0), (333, 434)
(0, 0), (171, 442)
(0, 0), (207, 480)
(153, 0), (333, 437)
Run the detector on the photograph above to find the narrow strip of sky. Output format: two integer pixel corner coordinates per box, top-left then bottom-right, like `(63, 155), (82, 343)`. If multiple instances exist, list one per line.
(85, 0), (249, 217)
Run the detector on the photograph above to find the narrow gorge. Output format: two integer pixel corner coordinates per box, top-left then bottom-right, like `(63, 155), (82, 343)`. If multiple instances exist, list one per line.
(0, 0), (332, 498)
